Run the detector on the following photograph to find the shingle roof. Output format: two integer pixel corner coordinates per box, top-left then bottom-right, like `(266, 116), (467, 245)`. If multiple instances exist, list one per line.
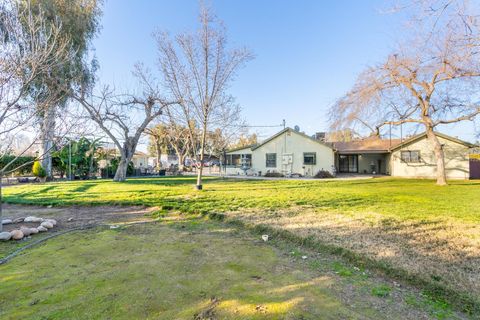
(333, 136), (402, 153)
(250, 127), (333, 151)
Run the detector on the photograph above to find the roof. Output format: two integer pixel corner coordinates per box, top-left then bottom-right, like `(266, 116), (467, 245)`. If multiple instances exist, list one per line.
(250, 127), (333, 151)
(333, 136), (402, 154)
(390, 131), (476, 151)
(226, 144), (257, 153)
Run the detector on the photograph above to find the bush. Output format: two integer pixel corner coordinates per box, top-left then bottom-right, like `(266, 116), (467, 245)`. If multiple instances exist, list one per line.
(0, 155), (35, 176)
(32, 161), (47, 178)
(314, 170), (334, 179)
(264, 171), (284, 177)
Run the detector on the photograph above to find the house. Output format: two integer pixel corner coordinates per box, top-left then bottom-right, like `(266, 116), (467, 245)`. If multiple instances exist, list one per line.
(225, 128), (477, 179)
(225, 128), (335, 177)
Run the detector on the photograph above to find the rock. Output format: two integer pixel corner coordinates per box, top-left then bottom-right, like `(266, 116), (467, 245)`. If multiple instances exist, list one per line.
(40, 221), (53, 229)
(10, 230), (24, 240)
(20, 227), (33, 236)
(29, 228), (39, 234)
(67, 217), (74, 222)
(0, 232), (12, 241)
(2, 219), (13, 225)
(45, 219), (57, 226)
(24, 216), (44, 223)
(37, 226), (48, 232)
(13, 217), (25, 223)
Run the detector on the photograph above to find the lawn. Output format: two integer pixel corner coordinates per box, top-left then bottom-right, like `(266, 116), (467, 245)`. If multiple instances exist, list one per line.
(0, 215), (462, 319)
(2, 176), (480, 315)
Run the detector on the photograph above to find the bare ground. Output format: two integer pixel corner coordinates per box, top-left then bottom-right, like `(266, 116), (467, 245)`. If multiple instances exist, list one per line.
(1, 204), (156, 232)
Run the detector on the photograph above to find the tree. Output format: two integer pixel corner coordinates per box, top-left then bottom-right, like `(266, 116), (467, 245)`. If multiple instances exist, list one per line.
(21, 0), (102, 179)
(156, 5), (253, 190)
(230, 133), (258, 149)
(0, 1), (70, 232)
(330, 0), (480, 185)
(145, 123), (169, 169)
(73, 65), (178, 181)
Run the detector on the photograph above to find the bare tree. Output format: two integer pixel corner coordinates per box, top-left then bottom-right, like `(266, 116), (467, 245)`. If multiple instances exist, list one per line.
(330, 0), (480, 185)
(156, 5), (253, 190)
(145, 123), (169, 169)
(73, 65), (177, 182)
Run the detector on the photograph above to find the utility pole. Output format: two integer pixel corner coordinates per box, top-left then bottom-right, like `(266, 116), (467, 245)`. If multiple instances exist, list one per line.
(69, 139), (72, 181)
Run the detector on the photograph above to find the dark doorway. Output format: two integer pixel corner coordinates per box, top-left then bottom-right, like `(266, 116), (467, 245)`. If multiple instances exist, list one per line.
(377, 159), (382, 174)
(339, 155), (358, 173)
(470, 159), (480, 179)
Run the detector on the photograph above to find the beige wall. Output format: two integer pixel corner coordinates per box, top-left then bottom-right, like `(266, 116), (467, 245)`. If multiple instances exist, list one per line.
(225, 147), (252, 175)
(250, 131), (335, 176)
(390, 136), (470, 179)
(132, 156), (149, 169)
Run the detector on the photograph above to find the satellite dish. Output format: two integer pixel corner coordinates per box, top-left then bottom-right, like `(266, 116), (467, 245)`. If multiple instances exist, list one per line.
(294, 125), (300, 132)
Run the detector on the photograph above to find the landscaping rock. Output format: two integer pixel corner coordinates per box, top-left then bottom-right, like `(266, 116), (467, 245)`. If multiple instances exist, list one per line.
(2, 219), (13, 225)
(0, 232), (12, 241)
(20, 227), (33, 236)
(45, 219), (57, 226)
(37, 226), (48, 232)
(24, 216), (44, 223)
(13, 217), (25, 223)
(40, 221), (54, 229)
(29, 228), (39, 234)
(10, 230), (24, 240)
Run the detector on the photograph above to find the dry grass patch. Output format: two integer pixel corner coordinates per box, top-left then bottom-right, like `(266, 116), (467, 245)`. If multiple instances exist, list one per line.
(229, 207), (480, 311)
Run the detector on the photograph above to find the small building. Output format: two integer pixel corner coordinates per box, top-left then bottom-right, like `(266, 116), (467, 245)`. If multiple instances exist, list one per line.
(226, 128), (477, 179)
(225, 128), (335, 177)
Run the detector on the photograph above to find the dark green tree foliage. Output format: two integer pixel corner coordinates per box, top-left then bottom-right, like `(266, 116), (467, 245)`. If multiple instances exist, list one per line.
(53, 137), (99, 179)
(0, 156), (36, 175)
(20, 0), (102, 177)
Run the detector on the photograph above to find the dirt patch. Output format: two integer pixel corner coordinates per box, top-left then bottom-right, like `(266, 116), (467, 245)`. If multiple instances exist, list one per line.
(1, 204), (156, 233)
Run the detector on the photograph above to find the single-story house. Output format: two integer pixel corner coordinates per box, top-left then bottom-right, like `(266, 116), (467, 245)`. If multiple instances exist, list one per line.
(225, 128), (478, 179)
(225, 128), (335, 177)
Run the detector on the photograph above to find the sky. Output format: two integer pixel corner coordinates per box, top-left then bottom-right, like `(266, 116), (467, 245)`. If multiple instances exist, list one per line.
(92, 0), (478, 145)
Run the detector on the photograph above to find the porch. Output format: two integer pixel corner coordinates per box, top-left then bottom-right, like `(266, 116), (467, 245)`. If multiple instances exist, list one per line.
(335, 153), (390, 175)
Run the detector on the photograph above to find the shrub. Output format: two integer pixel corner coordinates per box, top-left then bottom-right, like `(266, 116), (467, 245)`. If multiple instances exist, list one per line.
(264, 171), (284, 177)
(0, 155), (35, 175)
(32, 161), (47, 178)
(314, 170), (334, 179)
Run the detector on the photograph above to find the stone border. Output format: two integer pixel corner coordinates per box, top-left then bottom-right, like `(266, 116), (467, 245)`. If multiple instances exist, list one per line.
(0, 217), (57, 241)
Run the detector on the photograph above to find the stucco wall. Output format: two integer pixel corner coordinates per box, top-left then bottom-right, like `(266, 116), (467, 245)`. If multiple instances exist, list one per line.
(390, 136), (470, 179)
(250, 131), (335, 176)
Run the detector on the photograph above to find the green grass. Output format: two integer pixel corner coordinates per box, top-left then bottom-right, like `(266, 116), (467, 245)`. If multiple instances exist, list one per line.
(0, 219), (396, 319)
(2, 176), (480, 316)
(3, 176), (480, 223)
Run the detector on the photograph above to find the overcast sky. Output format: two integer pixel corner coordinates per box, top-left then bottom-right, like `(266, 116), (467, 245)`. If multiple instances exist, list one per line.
(92, 0), (478, 146)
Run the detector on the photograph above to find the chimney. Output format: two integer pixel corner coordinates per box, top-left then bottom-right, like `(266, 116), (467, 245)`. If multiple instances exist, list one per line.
(315, 132), (326, 141)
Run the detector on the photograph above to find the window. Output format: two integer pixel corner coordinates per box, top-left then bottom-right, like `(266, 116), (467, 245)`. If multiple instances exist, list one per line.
(401, 151), (421, 163)
(226, 154), (251, 167)
(303, 152), (316, 165)
(266, 153), (276, 167)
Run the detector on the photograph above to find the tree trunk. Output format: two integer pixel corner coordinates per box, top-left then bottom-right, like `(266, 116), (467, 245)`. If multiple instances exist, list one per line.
(156, 142), (162, 169)
(40, 106), (56, 179)
(0, 173), (3, 232)
(426, 128), (447, 186)
(113, 157), (128, 182)
(196, 125), (208, 190)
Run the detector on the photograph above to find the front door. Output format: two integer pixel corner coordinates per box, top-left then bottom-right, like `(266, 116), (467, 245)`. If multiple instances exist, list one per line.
(339, 155), (358, 173)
